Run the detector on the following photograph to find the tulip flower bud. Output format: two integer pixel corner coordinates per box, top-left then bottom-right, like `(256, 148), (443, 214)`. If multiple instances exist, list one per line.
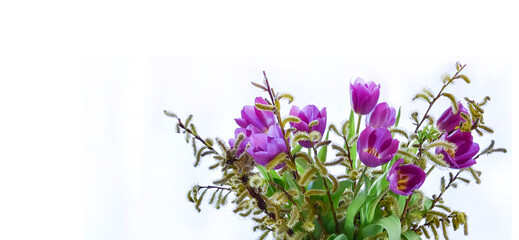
(289, 105), (327, 148)
(247, 125), (288, 169)
(350, 78), (380, 115)
(235, 97), (277, 133)
(387, 159), (426, 196)
(366, 102), (396, 128)
(435, 129), (480, 169)
(436, 102), (469, 133)
(357, 126), (399, 167)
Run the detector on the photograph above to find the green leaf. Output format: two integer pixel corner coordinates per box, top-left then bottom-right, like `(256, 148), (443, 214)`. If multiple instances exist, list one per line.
(327, 234), (338, 240)
(331, 180), (354, 209)
(402, 230), (421, 240)
(333, 233), (348, 240)
(358, 215), (401, 240)
(348, 110), (355, 139)
(283, 172), (298, 190)
(395, 107), (401, 127)
(269, 169), (282, 180)
(295, 157), (308, 174)
(257, 165), (271, 181)
(366, 187), (389, 223)
(344, 189), (368, 240)
(317, 130), (330, 162)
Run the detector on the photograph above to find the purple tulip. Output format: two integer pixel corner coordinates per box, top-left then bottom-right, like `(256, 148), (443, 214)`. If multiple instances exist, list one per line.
(235, 97), (277, 133)
(366, 102), (396, 128)
(350, 78), (380, 115)
(247, 125), (288, 169)
(289, 105), (327, 148)
(435, 129), (480, 169)
(387, 159), (426, 196)
(357, 126), (399, 167)
(228, 125), (261, 156)
(436, 102), (469, 133)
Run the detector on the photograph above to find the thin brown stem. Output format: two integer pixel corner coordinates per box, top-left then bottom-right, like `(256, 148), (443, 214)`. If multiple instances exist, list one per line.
(429, 170), (462, 210)
(268, 181), (298, 207)
(414, 64), (466, 133)
(197, 185), (231, 191)
(177, 119), (218, 153)
(400, 192), (414, 223)
(263, 72), (299, 180)
(310, 143), (339, 233)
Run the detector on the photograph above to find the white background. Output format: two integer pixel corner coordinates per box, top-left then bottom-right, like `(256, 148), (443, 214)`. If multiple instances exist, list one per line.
(0, 1), (518, 240)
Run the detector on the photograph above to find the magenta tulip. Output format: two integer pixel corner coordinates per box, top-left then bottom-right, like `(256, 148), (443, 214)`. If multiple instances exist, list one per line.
(357, 126), (399, 167)
(350, 78), (380, 115)
(247, 125), (288, 169)
(436, 102), (469, 133)
(435, 129), (480, 169)
(387, 159), (426, 196)
(235, 97), (277, 133)
(289, 104), (327, 148)
(366, 102), (396, 128)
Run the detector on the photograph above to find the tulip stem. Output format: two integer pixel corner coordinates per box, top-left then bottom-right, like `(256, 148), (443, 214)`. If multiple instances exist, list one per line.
(353, 166), (368, 198)
(356, 114), (362, 135)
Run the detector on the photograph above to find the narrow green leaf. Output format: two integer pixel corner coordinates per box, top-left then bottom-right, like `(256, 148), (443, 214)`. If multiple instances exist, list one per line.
(269, 169), (282, 180)
(331, 180), (354, 209)
(283, 172), (298, 190)
(348, 110), (355, 139)
(395, 107), (401, 127)
(256, 165), (270, 181)
(333, 233), (348, 240)
(402, 230), (421, 240)
(358, 215), (401, 240)
(344, 189), (368, 240)
(366, 187), (389, 223)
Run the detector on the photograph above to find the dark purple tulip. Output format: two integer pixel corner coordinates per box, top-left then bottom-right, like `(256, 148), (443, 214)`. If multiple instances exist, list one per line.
(387, 159), (426, 196)
(436, 102), (469, 133)
(247, 125), (288, 169)
(357, 127), (399, 167)
(289, 105), (327, 148)
(350, 78), (380, 115)
(366, 102), (396, 128)
(228, 125), (261, 156)
(235, 97), (277, 133)
(435, 129), (480, 169)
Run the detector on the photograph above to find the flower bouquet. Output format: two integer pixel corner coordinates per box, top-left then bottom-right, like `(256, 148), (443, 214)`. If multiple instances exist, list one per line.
(165, 62), (506, 240)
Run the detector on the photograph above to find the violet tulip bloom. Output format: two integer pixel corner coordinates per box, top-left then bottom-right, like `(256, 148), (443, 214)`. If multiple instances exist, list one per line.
(228, 125), (260, 156)
(235, 97), (277, 133)
(350, 78), (380, 115)
(289, 105), (327, 148)
(436, 102), (469, 133)
(366, 102), (396, 128)
(387, 159), (426, 196)
(435, 129), (480, 169)
(247, 125), (288, 169)
(357, 127), (399, 167)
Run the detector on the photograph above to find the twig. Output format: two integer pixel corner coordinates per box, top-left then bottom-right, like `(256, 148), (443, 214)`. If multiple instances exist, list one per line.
(414, 64), (466, 133)
(400, 192), (414, 223)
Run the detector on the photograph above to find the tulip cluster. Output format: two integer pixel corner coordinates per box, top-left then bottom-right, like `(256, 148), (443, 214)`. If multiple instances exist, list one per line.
(351, 78), (426, 195)
(169, 63), (505, 240)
